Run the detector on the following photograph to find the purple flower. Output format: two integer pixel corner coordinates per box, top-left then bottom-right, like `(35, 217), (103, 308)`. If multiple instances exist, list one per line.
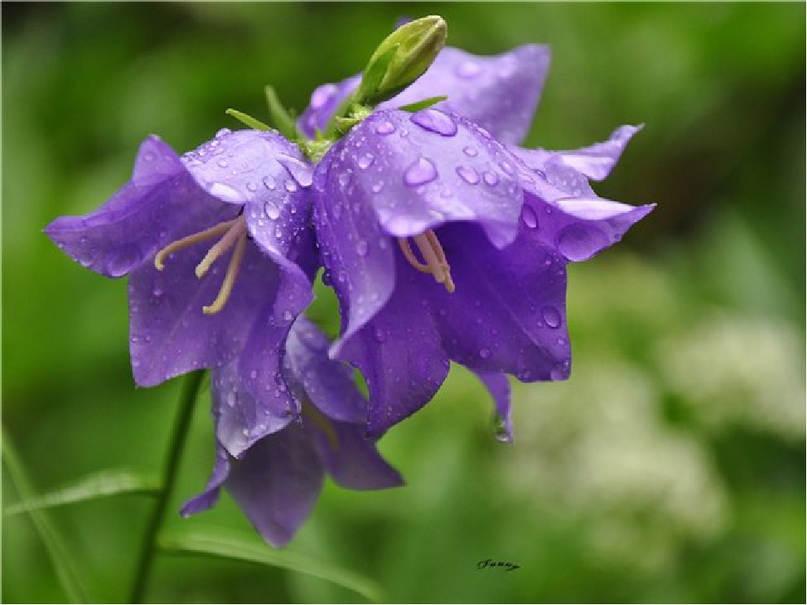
(299, 43), (550, 145)
(312, 106), (653, 437)
(44, 129), (316, 455)
(181, 317), (404, 547)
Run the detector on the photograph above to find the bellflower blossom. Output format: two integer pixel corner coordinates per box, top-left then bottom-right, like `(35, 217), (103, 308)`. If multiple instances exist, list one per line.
(181, 317), (404, 547)
(44, 129), (317, 456)
(308, 47), (653, 436)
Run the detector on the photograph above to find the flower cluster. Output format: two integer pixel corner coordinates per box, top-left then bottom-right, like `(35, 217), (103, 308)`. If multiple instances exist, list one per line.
(44, 17), (652, 547)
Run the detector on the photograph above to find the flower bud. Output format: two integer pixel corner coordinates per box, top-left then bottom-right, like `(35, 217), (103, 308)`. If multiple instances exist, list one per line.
(356, 15), (447, 107)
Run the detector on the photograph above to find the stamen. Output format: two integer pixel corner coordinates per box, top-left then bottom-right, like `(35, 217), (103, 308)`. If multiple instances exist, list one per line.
(397, 229), (455, 293)
(202, 230), (247, 315)
(153, 217), (240, 271)
(195, 217), (247, 278)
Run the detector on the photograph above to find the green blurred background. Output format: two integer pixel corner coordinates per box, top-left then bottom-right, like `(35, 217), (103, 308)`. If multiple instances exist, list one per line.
(3, 2), (804, 603)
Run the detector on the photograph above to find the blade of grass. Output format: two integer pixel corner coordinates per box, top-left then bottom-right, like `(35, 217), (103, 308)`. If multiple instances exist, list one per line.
(159, 530), (384, 603)
(2, 426), (91, 603)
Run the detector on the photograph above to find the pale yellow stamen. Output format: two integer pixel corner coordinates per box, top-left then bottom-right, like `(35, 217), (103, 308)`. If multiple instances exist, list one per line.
(153, 215), (249, 315)
(202, 230), (247, 315)
(153, 217), (240, 271)
(397, 229), (455, 293)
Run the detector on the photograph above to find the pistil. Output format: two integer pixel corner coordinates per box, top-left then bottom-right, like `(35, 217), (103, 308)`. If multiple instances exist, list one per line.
(153, 215), (249, 315)
(398, 229), (455, 293)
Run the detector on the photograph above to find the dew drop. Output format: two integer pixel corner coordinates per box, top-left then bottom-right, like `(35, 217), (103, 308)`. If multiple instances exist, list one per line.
(356, 239), (369, 256)
(410, 108), (458, 136)
(217, 159), (229, 168)
(456, 165), (480, 185)
(215, 128), (231, 139)
(463, 145), (478, 157)
(404, 157), (438, 186)
(371, 181), (384, 193)
(541, 306), (561, 329)
(492, 413), (512, 443)
(483, 171), (499, 186)
(246, 181), (258, 192)
(456, 60), (482, 78)
(479, 347), (492, 360)
(284, 179), (298, 192)
(264, 201), (281, 220)
(373, 327), (386, 343)
(357, 152), (375, 169)
(338, 171), (351, 189)
(375, 120), (396, 135)
(263, 175), (276, 190)
(521, 205), (538, 229)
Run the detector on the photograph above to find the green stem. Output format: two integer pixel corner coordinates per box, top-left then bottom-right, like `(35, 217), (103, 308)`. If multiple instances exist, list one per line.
(129, 371), (204, 603)
(2, 427), (91, 603)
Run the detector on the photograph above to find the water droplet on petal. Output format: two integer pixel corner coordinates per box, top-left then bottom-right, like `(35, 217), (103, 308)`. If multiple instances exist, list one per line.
(217, 159), (229, 168)
(215, 128), (231, 139)
(463, 146), (478, 157)
(338, 171), (351, 189)
(541, 306), (561, 329)
(373, 327), (386, 343)
(357, 152), (375, 169)
(264, 201), (281, 220)
(371, 181), (384, 193)
(356, 240), (368, 256)
(404, 157), (438, 186)
(479, 347), (492, 359)
(263, 175), (276, 190)
(246, 181), (258, 192)
(521, 205), (538, 228)
(492, 413), (512, 443)
(375, 120), (396, 135)
(483, 171), (499, 186)
(456, 60), (482, 78)
(456, 165), (480, 185)
(284, 179), (298, 192)
(410, 109), (458, 136)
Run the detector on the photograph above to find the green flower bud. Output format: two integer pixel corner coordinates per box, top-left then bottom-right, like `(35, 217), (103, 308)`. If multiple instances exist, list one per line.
(356, 16), (447, 107)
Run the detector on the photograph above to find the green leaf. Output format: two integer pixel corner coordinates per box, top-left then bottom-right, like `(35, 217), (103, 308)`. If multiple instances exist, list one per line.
(159, 530), (384, 603)
(225, 108), (271, 131)
(4, 469), (159, 516)
(264, 85), (299, 140)
(2, 427), (91, 603)
(397, 95), (448, 113)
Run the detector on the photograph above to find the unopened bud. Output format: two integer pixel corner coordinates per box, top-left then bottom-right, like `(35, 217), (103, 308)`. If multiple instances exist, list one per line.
(356, 15), (447, 107)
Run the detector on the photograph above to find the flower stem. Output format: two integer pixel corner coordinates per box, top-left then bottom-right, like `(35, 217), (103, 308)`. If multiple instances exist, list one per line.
(129, 371), (204, 603)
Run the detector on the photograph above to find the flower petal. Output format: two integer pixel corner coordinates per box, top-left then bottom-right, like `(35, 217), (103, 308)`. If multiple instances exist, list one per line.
(391, 44), (551, 145)
(297, 45), (550, 145)
(472, 370), (513, 442)
(335, 254), (450, 437)
(513, 125), (642, 182)
(313, 420), (404, 490)
(128, 239), (281, 388)
(43, 136), (230, 278)
(213, 358), (296, 459)
(313, 151), (397, 347)
(180, 446), (230, 516)
(325, 108), (523, 249)
(285, 318), (367, 424)
(423, 222), (572, 383)
(224, 422), (325, 548)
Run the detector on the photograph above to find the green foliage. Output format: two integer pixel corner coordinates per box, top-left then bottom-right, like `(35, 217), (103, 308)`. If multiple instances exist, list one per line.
(2, 3), (804, 603)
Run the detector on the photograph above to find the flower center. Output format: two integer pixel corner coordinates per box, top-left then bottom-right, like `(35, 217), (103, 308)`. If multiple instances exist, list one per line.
(153, 214), (248, 315)
(397, 230), (455, 293)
